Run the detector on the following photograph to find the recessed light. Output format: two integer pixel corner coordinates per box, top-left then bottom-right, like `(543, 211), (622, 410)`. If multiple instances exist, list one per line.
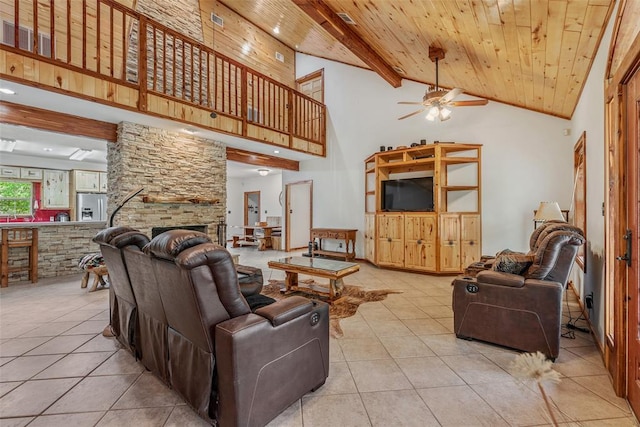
(0, 88), (16, 95)
(273, 26), (280, 34)
(183, 127), (197, 134)
(43, 147), (53, 152)
(274, 150), (280, 154)
(0, 138), (16, 152)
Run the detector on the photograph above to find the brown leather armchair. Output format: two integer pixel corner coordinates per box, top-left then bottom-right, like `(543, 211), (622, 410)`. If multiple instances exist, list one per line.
(145, 230), (330, 426)
(452, 226), (585, 359)
(93, 226), (149, 355)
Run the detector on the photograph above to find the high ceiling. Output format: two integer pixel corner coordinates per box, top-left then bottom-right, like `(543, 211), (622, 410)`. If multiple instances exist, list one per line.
(222, 0), (616, 119)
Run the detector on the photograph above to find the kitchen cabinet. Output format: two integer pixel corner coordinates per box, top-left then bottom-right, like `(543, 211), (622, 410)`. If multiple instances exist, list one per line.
(99, 172), (108, 192)
(0, 166), (21, 178)
(43, 170), (70, 208)
(73, 170), (100, 192)
(376, 213), (405, 268)
(364, 213), (376, 263)
(20, 168), (43, 180)
(405, 213), (437, 271)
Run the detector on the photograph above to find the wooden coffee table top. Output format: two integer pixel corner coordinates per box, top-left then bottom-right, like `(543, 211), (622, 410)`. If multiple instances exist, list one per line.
(268, 256), (359, 279)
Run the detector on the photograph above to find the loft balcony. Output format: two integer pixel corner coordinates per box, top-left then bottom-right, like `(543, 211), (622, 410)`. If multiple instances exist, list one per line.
(0, 0), (326, 156)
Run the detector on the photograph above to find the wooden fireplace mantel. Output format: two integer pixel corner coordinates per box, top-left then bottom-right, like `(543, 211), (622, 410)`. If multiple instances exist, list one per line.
(141, 195), (220, 205)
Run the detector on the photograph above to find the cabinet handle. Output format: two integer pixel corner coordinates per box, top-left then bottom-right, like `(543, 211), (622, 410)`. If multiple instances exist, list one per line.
(387, 238), (392, 242)
(417, 239), (422, 244)
(449, 240), (454, 245)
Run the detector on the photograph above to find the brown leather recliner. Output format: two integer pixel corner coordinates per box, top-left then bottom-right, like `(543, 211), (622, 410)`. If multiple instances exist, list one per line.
(93, 226), (149, 355)
(145, 230), (330, 426)
(452, 226), (585, 359)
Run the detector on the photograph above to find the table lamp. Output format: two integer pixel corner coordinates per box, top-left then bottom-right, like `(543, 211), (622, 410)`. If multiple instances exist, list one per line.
(534, 201), (566, 229)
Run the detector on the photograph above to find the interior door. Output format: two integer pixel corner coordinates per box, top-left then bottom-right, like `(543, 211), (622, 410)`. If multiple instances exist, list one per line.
(286, 181), (312, 250)
(244, 191), (260, 226)
(625, 61), (640, 418)
(296, 69), (324, 102)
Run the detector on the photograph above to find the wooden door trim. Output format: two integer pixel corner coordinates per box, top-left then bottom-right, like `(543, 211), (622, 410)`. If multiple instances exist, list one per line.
(284, 180), (313, 252)
(243, 191), (260, 226)
(296, 68), (324, 103)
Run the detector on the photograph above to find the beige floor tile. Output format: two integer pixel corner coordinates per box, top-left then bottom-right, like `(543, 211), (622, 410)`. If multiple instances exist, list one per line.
(396, 356), (465, 388)
(0, 356), (14, 367)
(34, 351), (114, 379)
(0, 336), (51, 357)
(402, 318), (449, 335)
(554, 349), (609, 377)
(19, 321), (80, 338)
(385, 304), (430, 320)
(95, 407), (172, 426)
(337, 318), (376, 339)
(348, 359), (412, 392)
(0, 381), (22, 398)
(164, 405), (211, 427)
(26, 334), (95, 355)
(112, 373), (184, 409)
(329, 339), (345, 362)
(578, 417), (640, 426)
(62, 320), (110, 336)
(53, 309), (106, 323)
(91, 349), (145, 376)
(441, 354), (513, 384)
(565, 344), (606, 366)
(301, 393), (371, 427)
(379, 335), (435, 358)
(357, 304), (397, 321)
(572, 375), (632, 414)
(0, 323), (40, 340)
(0, 378), (80, 417)
(44, 374), (139, 414)
(360, 389), (439, 426)
(73, 334), (121, 353)
(27, 411), (105, 427)
(307, 361), (357, 396)
(545, 378), (631, 421)
(339, 338), (390, 361)
(419, 305), (454, 319)
(471, 380), (560, 426)
(0, 354), (64, 381)
(0, 417), (33, 427)
(366, 319), (413, 337)
(266, 399), (302, 427)
(419, 334), (478, 356)
(417, 385), (509, 426)
(435, 317), (454, 333)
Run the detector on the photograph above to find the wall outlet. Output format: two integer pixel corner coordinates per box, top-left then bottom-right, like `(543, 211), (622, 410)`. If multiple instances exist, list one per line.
(338, 243), (343, 248)
(586, 292), (594, 309)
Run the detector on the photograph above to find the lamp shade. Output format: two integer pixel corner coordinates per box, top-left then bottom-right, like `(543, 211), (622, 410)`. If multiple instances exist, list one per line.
(257, 169), (269, 176)
(534, 202), (565, 222)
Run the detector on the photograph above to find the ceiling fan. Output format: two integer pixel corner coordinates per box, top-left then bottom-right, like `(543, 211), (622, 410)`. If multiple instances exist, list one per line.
(398, 46), (488, 121)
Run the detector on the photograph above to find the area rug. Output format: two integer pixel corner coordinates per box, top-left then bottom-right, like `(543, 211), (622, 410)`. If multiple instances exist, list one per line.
(263, 279), (402, 338)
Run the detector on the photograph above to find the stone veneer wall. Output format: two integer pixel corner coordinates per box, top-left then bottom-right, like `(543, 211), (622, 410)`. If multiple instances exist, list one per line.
(108, 122), (226, 239)
(4, 223), (105, 282)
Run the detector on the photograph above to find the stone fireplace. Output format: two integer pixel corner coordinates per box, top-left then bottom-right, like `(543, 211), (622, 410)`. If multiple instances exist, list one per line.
(107, 122), (226, 239)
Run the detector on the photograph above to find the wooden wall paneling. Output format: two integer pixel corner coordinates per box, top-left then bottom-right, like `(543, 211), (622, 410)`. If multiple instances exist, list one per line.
(226, 147), (299, 171)
(607, 0), (640, 79)
(246, 124), (288, 147)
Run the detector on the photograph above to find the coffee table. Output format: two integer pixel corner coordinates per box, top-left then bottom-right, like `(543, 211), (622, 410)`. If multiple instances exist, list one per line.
(268, 256), (360, 302)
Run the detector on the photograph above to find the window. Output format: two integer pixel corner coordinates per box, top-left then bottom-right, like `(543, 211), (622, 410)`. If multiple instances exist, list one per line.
(0, 181), (33, 216)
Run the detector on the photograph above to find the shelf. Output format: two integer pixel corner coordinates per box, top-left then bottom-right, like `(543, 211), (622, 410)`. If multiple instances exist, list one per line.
(440, 157), (479, 164)
(312, 249), (351, 261)
(142, 195), (220, 204)
(365, 191), (375, 195)
(365, 167), (375, 173)
(441, 186), (478, 191)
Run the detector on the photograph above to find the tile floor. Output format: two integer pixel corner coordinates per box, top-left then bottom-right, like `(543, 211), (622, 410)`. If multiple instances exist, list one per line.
(0, 247), (637, 426)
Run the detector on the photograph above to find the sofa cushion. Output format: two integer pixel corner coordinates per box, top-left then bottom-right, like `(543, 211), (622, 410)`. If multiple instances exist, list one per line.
(491, 250), (534, 275)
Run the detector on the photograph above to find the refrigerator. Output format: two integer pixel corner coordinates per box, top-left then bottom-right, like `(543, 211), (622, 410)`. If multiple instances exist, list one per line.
(76, 193), (107, 221)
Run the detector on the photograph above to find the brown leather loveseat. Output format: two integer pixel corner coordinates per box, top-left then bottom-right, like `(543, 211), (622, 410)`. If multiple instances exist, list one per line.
(94, 227), (330, 426)
(452, 222), (585, 360)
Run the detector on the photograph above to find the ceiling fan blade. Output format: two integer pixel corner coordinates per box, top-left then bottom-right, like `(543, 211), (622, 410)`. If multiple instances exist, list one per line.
(398, 109), (425, 120)
(449, 99), (489, 106)
(440, 87), (463, 103)
(397, 101), (424, 105)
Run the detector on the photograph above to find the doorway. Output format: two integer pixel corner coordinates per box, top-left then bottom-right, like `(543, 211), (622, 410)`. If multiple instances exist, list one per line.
(296, 69), (324, 102)
(244, 191), (260, 226)
(285, 181), (312, 251)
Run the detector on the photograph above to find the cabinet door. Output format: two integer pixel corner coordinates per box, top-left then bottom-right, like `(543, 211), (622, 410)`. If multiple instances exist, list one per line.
(377, 214), (404, 267)
(439, 214), (461, 272)
(364, 213), (376, 263)
(20, 168), (43, 180)
(405, 214), (437, 271)
(43, 170), (70, 208)
(0, 166), (20, 178)
(461, 214), (481, 267)
(99, 172), (108, 192)
(75, 170), (99, 192)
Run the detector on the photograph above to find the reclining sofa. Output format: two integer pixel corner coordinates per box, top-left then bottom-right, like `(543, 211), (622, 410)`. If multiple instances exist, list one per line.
(94, 227), (330, 426)
(452, 221), (585, 360)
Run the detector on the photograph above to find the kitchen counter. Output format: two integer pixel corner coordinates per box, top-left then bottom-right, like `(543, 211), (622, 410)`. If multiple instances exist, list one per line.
(1, 221), (107, 284)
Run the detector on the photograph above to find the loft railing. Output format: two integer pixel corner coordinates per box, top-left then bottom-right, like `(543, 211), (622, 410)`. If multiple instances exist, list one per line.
(0, 0), (325, 150)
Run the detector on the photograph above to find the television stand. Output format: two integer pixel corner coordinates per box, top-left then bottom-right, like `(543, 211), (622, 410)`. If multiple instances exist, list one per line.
(310, 228), (357, 261)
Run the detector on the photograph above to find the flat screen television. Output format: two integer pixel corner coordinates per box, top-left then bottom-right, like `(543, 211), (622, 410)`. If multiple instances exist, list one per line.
(381, 177), (434, 212)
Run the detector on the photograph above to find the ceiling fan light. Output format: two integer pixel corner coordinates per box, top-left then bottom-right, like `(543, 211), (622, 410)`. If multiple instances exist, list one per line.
(428, 106), (439, 116)
(426, 112), (436, 121)
(440, 107), (452, 120)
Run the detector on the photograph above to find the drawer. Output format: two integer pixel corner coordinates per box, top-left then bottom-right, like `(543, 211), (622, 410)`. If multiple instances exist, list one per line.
(0, 166), (20, 178)
(314, 231), (329, 238)
(20, 168), (43, 180)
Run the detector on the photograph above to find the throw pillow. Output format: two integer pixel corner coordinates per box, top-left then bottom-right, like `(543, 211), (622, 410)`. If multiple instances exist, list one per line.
(491, 249), (534, 275)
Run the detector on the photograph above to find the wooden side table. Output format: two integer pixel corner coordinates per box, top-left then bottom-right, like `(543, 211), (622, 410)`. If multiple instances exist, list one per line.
(1, 227), (38, 287)
(310, 228), (357, 261)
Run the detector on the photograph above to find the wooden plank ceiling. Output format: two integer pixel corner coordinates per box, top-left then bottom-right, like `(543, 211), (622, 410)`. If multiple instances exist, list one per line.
(221, 0), (615, 119)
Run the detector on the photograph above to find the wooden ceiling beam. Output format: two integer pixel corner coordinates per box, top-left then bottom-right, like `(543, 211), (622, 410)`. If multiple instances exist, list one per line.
(226, 147), (299, 171)
(0, 101), (117, 142)
(291, 0), (402, 88)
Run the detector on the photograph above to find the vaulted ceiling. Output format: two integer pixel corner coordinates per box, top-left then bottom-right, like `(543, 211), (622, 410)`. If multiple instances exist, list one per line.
(221, 0), (616, 119)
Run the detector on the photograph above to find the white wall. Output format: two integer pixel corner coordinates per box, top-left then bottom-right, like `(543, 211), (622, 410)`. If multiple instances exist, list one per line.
(226, 173), (283, 238)
(2, 153), (106, 172)
(289, 53), (574, 257)
(569, 3), (617, 344)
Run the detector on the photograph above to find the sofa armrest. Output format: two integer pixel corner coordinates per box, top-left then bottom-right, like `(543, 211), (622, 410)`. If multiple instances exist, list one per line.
(254, 296), (313, 327)
(477, 270), (525, 288)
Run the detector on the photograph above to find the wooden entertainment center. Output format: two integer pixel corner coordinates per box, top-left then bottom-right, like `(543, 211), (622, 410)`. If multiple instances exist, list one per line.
(364, 143), (481, 273)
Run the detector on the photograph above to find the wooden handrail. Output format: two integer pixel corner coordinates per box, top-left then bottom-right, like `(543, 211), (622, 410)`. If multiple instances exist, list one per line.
(1, 0), (326, 150)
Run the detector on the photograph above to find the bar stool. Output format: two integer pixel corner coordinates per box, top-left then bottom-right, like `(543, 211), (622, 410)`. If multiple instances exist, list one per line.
(0, 227), (38, 287)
